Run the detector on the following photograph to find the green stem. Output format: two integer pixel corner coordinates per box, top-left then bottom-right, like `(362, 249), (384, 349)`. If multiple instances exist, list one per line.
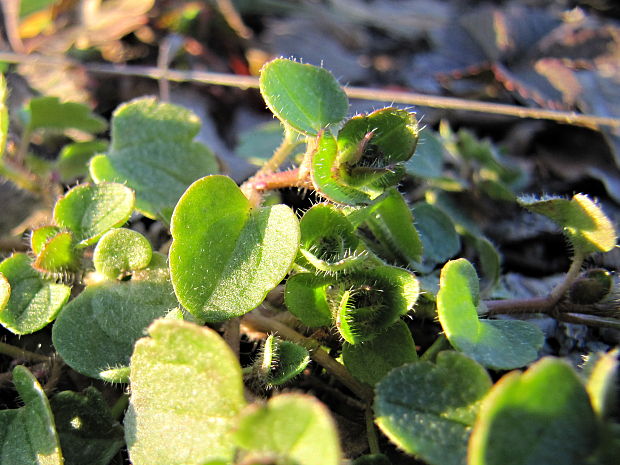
(365, 406), (381, 455)
(549, 251), (585, 303)
(0, 160), (41, 193)
(0, 341), (49, 363)
(242, 311), (374, 402)
(420, 334), (451, 362)
(256, 125), (300, 176)
(110, 394), (129, 421)
(15, 126), (32, 164)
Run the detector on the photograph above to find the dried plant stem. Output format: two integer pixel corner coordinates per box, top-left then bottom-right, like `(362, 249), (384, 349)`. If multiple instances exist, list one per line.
(0, 341), (49, 363)
(242, 311), (373, 402)
(215, 0), (254, 39)
(1, 52), (619, 129)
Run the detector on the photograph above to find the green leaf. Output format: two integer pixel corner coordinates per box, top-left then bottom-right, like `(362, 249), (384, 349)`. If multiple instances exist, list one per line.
(33, 231), (80, 273)
(53, 182), (135, 247)
(125, 319), (246, 465)
(24, 96), (107, 133)
(585, 349), (618, 419)
(50, 388), (124, 465)
(311, 108), (418, 205)
(0, 253), (70, 334)
(0, 365), (63, 465)
(89, 97), (219, 220)
(518, 193), (617, 255)
(170, 175), (299, 322)
(413, 202), (460, 270)
(56, 140), (108, 182)
(342, 320), (417, 385)
(356, 188), (423, 266)
(255, 335), (310, 387)
(333, 266), (419, 344)
(284, 272), (334, 327)
(438, 259), (544, 369)
(52, 275), (178, 380)
(375, 351), (492, 465)
(93, 228), (152, 280)
(297, 203), (368, 274)
(259, 58), (348, 136)
(30, 226), (61, 255)
(234, 393), (341, 465)
(469, 357), (599, 465)
(0, 74), (7, 158)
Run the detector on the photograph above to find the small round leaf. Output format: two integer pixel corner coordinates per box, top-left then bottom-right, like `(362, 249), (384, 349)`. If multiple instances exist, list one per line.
(93, 228), (153, 279)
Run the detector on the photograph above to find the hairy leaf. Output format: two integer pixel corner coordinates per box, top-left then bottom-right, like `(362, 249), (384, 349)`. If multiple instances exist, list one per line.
(437, 259), (544, 369)
(30, 226), (61, 256)
(52, 275), (178, 380)
(469, 358), (598, 465)
(170, 175), (299, 322)
(0, 253), (70, 334)
(125, 319), (246, 465)
(343, 320), (418, 385)
(413, 202), (460, 270)
(256, 335), (310, 387)
(0, 366), (63, 465)
(235, 394), (341, 465)
(375, 351), (492, 465)
(518, 193), (617, 254)
(33, 231), (80, 273)
(89, 97), (219, 220)
(93, 228), (152, 280)
(259, 58), (348, 135)
(53, 182), (135, 246)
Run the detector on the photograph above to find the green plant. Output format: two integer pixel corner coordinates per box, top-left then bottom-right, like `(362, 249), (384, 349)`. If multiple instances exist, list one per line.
(0, 57), (618, 465)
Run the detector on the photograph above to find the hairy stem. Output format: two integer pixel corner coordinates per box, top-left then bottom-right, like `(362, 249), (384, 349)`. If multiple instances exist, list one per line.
(0, 341), (49, 363)
(242, 311), (373, 402)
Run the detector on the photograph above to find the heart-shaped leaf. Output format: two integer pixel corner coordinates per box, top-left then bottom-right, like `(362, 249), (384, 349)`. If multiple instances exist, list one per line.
(50, 387), (124, 465)
(89, 97), (219, 220)
(23, 96), (107, 133)
(0, 253), (70, 334)
(343, 320), (418, 385)
(0, 365), (63, 465)
(438, 258), (544, 369)
(125, 319), (246, 465)
(234, 394), (341, 465)
(375, 351), (492, 465)
(469, 357), (599, 465)
(518, 194), (617, 255)
(52, 272), (178, 380)
(259, 58), (348, 136)
(53, 182), (135, 246)
(93, 228), (152, 280)
(170, 175), (300, 322)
